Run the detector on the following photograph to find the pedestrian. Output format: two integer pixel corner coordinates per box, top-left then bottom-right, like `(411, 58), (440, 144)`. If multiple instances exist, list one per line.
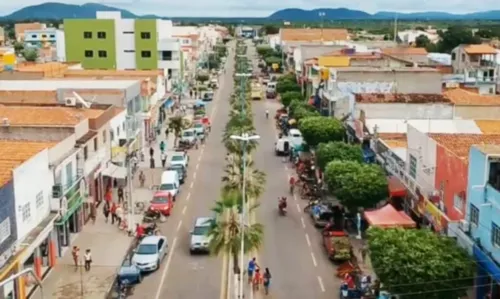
(247, 257), (258, 284)
(160, 140), (166, 153)
(253, 268), (262, 291)
(139, 171), (146, 188)
(360, 244), (368, 264)
(103, 202), (110, 223)
(150, 156), (155, 169)
(105, 187), (112, 204)
(189, 89), (193, 98)
(117, 186), (124, 204)
(71, 246), (79, 268)
(149, 147), (154, 157)
(165, 127), (169, 139)
(263, 268), (271, 295)
(115, 204), (124, 226)
(161, 152), (167, 168)
(84, 249), (92, 271)
(111, 202), (117, 224)
(90, 202), (96, 224)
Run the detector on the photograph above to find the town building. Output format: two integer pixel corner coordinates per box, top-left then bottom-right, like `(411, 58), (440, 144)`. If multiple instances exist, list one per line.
(63, 11), (182, 80)
(14, 23), (45, 42)
(23, 28), (66, 62)
(397, 30), (439, 46)
(451, 44), (498, 94)
(0, 27), (5, 46)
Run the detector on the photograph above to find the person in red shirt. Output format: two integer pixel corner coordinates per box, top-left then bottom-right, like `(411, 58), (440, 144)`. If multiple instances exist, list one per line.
(135, 224), (145, 239)
(289, 176), (296, 194)
(110, 203), (117, 225)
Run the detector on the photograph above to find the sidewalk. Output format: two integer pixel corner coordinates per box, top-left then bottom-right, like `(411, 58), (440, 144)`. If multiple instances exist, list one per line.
(32, 113), (180, 299)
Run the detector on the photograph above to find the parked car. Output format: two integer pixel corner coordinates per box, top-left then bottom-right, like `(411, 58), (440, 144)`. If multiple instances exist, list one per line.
(132, 236), (168, 272)
(189, 217), (214, 254)
(170, 151), (189, 168)
(117, 258), (142, 285)
(180, 129), (197, 145)
(202, 90), (214, 102)
(149, 191), (175, 216)
(193, 122), (205, 135)
(167, 164), (187, 184)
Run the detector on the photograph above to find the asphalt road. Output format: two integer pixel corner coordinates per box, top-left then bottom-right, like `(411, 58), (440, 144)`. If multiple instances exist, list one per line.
(247, 43), (342, 299)
(128, 43), (235, 299)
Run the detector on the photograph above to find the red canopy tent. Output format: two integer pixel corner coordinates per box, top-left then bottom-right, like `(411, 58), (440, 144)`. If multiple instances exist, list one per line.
(364, 204), (416, 228)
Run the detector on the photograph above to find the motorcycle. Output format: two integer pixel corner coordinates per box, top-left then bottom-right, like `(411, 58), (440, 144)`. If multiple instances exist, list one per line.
(278, 198), (287, 216)
(143, 209), (161, 223)
(144, 222), (158, 236)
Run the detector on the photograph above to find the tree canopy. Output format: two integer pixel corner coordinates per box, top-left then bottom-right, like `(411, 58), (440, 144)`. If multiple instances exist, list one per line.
(315, 142), (363, 170)
(324, 161), (388, 210)
(436, 26), (481, 53)
(298, 116), (345, 147)
(368, 228), (474, 299)
(280, 91), (302, 107)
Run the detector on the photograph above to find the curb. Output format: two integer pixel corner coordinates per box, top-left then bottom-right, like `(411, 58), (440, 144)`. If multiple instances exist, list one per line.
(104, 238), (137, 299)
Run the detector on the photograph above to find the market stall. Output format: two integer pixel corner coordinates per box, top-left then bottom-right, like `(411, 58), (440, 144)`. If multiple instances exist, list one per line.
(363, 204), (416, 229)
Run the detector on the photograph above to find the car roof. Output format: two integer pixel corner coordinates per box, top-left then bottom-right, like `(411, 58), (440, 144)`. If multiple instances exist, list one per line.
(161, 170), (177, 181)
(195, 217), (214, 227)
(289, 129), (301, 135)
(171, 151), (185, 156)
(140, 235), (163, 245)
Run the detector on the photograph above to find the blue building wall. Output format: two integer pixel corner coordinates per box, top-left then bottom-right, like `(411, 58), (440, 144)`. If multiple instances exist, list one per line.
(0, 181), (18, 255)
(466, 146), (500, 298)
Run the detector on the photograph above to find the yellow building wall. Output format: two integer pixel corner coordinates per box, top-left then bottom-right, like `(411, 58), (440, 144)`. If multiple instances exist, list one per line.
(318, 56), (350, 67)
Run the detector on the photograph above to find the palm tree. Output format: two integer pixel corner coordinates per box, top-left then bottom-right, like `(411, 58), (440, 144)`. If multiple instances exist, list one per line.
(207, 190), (264, 274)
(168, 116), (188, 146)
(222, 154), (266, 202)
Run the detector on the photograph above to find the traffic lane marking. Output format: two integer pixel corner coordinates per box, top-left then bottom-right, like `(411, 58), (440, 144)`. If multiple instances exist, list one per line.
(154, 237), (178, 299)
(317, 276), (326, 292)
(301, 217), (306, 228)
(305, 233), (311, 248)
(176, 220), (182, 232)
(310, 252), (318, 267)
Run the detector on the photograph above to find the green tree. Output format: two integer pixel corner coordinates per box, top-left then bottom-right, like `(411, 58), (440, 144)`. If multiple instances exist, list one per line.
(298, 116), (345, 147)
(437, 26), (481, 53)
(293, 107), (320, 121)
(368, 228), (474, 299)
(415, 34), (431, 48)
(13, 42), (24, 55)
(256, 46), (275, 58)
(315, 142), (363, 170)
(207, 190), (264, 274)
(276, 80), (300, 94)
(22, 48), (38, 62)
(324, 161), (388, 210)
(261, 25), (279, 35)
(196, 73), (209, 82)
(280, 91), (302, 107)
(168, 116), (189, 145)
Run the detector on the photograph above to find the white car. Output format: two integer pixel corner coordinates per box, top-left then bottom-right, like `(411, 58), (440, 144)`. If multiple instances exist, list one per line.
(180, 129), (197, 144)
(170, 151), (189, 168)
(132, 236), (168, 272)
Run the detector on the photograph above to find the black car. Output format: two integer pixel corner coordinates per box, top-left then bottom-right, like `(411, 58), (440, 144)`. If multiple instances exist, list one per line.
(167, 164), (187, 184)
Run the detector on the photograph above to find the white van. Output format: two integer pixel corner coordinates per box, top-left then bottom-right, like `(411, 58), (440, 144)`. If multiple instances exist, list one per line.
(266, 82), (277, 93)
(275, 138), (290, 156)
(160, 170), (180, 200)
(288, 129), (304, 146)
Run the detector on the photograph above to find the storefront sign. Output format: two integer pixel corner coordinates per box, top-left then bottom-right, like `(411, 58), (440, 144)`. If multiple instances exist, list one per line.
(424, 200), (448, 233)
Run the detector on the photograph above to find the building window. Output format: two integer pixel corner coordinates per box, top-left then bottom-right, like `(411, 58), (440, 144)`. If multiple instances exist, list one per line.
(84, 50), (93, 58)
(65, 162), (73, 187)
(31, 34), (37, 38)
(453, 194), (464, 213)
(470, 204), (479, 226)
(97, 31), (106, 39)
(409, 155), (417, 179)
(110, 129), (114, 141)
(93, 138), (98, 151)
(0, 218), (10, 243)
(141, 51), (151, 58)
(83, 31), (92, 39)
(461, 53), (465, 61)
(161, 51), (172, 61)
(493, 223), (500, 247)
(49, 34), (55, 38)
(36, 191), (44, 209)
(124, 50), (135, 53)
(102, 130), (107, 143)
(141, 32), (151, 39)
(117, 127), (120, 137)
(21, 203), (31, 222)
(98, 50), (107, 58)
(83, 146), (88, 160)
(451, 53), (456, 60)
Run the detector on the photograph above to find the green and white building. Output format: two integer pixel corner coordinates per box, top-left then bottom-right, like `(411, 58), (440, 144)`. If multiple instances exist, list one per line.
(64, 11), (183, 80)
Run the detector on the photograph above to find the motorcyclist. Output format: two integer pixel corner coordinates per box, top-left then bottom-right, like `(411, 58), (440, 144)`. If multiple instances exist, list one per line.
(278, 196), (287, 211)
(135, 223), (145, 239)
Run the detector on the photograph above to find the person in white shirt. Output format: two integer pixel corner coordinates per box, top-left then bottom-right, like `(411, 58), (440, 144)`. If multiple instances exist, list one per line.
(84, 249), (92, 271)
(161, 152), (167, 168)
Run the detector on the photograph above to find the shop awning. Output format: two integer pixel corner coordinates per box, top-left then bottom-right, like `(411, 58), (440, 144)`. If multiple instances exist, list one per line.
(387, 176), (407, 198)
(364, 204), (416, 228)
(102, 163), (127, 179)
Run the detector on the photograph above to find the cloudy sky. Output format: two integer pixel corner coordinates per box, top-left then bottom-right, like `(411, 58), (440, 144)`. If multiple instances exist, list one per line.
(0, 0), (498, 17)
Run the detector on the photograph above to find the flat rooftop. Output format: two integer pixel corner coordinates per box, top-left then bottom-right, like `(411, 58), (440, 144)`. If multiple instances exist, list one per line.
(0, 80), (140, 91)
(0, 106), (106, 126)
(365, 119), (483, 134)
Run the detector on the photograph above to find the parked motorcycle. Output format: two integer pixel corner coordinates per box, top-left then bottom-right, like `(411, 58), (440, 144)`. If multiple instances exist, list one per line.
(143, 209), (161, 223)
(144, 222), (158, 235)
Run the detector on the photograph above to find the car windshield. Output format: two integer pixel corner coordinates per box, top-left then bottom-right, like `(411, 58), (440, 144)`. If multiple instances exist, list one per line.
(194, 124), (203, 128)
(193, 226), (210, 235)
(169, 165), (183, 170)
(183, 131), (194, 137)
(136, 244), (157, 255)
(152, 196), (170, 204)
(172, 155), (184, 161)
(291, 133), (301, 138)
(160, 183), (175, 191)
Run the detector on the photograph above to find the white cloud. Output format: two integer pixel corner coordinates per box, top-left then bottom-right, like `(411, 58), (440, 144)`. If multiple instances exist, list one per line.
(0, 0), (498, 17)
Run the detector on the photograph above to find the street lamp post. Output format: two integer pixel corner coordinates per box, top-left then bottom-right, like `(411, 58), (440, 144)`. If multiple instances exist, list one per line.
(319, 12), (326, 43)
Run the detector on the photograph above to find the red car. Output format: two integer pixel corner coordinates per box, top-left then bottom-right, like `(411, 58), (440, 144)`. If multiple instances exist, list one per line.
(149, 191), (174, 216)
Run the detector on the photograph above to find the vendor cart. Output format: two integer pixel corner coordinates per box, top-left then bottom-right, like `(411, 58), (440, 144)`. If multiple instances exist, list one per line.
(322, 230), (352, 262)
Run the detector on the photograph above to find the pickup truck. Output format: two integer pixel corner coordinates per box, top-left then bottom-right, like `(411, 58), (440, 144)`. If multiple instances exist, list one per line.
(323, 230), (352, 262)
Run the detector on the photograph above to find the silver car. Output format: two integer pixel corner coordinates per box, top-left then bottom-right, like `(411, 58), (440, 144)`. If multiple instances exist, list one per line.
(189, 217), (214, 254)
(132, 235), (168, 272)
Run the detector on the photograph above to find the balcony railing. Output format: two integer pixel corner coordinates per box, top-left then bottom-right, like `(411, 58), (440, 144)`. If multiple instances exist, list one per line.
(50, 169), (84, 212)
(480, 59), (496, 67)
(84, 147), (109, 176)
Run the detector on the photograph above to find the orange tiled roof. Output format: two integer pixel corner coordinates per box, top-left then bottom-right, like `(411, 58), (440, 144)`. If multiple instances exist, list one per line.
(14, 23), (43, 37)
(0, 160), (20, 187)
(475, 120), (500, 134)
(323, 49), (381, 60)
(444, 88), (500, 106)
(378, 133), (407, 148)
(355, 93), (450, 104)
(382, 47), (428, 55)
(0, 91), (57, 104)
(464, 44), (497, 55)
(281, 28), (348, 42)
(430, 134), (500, 162)
(0, 106), (104, 126)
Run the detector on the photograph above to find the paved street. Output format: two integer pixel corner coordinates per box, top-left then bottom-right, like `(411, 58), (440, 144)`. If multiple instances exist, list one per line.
(247, 41), (341, 299)
(127, 43), (235, 299)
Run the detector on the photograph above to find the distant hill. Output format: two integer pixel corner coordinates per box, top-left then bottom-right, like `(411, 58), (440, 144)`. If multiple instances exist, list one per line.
(1, 3), (500, 21)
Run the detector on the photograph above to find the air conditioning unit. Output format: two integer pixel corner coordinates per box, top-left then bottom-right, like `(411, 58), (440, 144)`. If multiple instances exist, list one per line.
(65, 97), (77, 106)
(459, 219), (470, 233)
(52, 184), (63, 198)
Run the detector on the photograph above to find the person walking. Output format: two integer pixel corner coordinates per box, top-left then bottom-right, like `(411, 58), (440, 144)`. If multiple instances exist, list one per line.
(161, 152), (167, 168)
(111, 202), (118, 225)
(139, 171), (146, 188)
(115, 204), (124, 226)
(160, 140), (166, 153)
(103, 202), (110, 223)
(71, 246), (79, 268)
(90, 202), (96, 224)
(263, 268), (272, 295)
(149, 147), (154, 157)
(84, 249), (92, 271)
(150, 156), (155, 169)
(247, 257), (258, 284)
(117, 186), (124, 204)
(165, 127), (169, 139)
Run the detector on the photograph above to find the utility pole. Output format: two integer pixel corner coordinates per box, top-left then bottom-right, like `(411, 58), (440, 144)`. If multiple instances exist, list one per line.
(125, 116), (135, 233)
(393, 13), (398, 43)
